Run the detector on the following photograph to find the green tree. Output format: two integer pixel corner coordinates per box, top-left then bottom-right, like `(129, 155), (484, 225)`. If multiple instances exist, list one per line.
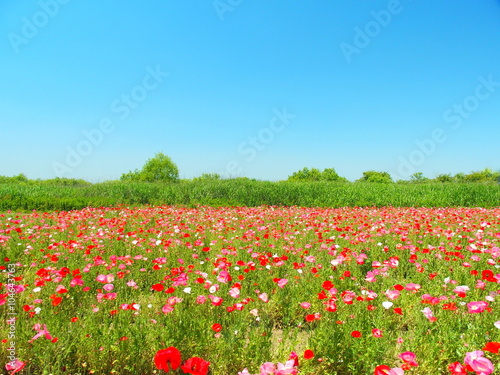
(321, 168), (348, 182)
(0, 173), (29, 184)
(410, 172), (429, 183)
(288, 167), (321, 181)
(121, 153), (179, 183)
(357, 171), (393, 183)
(193, 173), (221, 181)
(434, 174), (453, 183)
(288, 167), (347, 182)
(463, 168), (499, 183)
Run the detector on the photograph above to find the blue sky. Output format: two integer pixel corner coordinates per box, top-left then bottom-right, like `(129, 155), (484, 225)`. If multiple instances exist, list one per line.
(1, 1), (499, 182)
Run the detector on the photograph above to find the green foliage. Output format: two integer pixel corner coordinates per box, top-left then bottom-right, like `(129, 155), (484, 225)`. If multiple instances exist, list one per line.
(193, 173), (221, 181)
(435, 174), (453, 183)
(461, 168), (500, 183)
(433, 169), (499, 184)
(410, 172), (429, 183)
(0, 173), (29, 184)
(357, 171), (393, 183)
(1, 180), (499, 211)
(322, 168), (348, 182)
(38, 177), (92, 186)
(120, 152), (179, 183)
(287, 167), (347, 182)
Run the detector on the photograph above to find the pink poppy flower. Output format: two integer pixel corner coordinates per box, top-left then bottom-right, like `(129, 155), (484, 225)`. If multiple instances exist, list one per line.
(405, 283), (421, 292)
(421, 307), (437, 322)
(385, 290), (400, 300)
(5, 359), (25, 374)
(464, 351), (494, 375)
(260, 362), (276, 375)
(258, 293), (269, 303)
(399, 351), (418, 367)
(467, 301), (489, 314)
(372, 328), (383, 338)
(29, 323), (53, 342)
(277, 278), (289, 288)
(275, 360), (298, 375)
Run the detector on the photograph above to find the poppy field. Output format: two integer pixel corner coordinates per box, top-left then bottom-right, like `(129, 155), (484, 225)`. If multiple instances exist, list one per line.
(1, 205), (500, 374)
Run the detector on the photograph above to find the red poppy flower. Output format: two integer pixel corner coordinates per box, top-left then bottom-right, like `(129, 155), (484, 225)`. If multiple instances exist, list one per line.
(448, 361), (467, 375)
(181, 356), (210, 375)
(393, 307), (403, 315)
(154, 347), (182, 372)
(211, 323), (222, 333)
(304, 349), (314, 359)
(322, 280), (334, 290)
(442, 302), (458, 311)
(482, 270), (494, 280)
(374, 365), (391, 375)
(151, 283), (164, 292)
(351, 331), (362, 338)
(51, 296), (62, 306)
(483, 341), (500, 354)
(305, 314), (317, 322)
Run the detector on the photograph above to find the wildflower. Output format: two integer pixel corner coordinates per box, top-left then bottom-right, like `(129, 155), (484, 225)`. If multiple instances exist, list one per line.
(464, 351), (494, 375)
(154, 347), (181, 372)
(448, 361), (467, 375)
(399, 351), (418, 367)
(374, 365), (404, 375)
(212, 323), (222, 333)
(372, 328), (383, 338)
(385, 290), (400, 300)
(305, 314), (316, 322)
(181, 357), (210, 375)
(374, 365), (391, 375)
(162, 304), (174, 314)
(421, 307), (437, 322)
(5, 359), (25, 374)
(276, 278), (289, 288)
(303, 350), (314, 359)
(466, 301), (488, 314)
(382, 301), (393, 309)
(483, 342), (500, 354)
(289, 351), (299, 367)
(29, 323), (53, 342)
(275, 359), (298, 375)
(151, 283), (164, 292)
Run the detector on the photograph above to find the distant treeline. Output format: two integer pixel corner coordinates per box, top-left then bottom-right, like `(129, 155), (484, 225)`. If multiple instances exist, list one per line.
(1, 167), (499, 186)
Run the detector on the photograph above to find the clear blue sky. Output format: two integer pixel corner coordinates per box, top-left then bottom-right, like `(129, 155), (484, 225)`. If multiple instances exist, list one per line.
(1, 1), (499, 182)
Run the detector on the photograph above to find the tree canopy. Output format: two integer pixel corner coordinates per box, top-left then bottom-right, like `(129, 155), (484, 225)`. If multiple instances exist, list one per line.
(287, 167), (347, 182)
(120, 153), (179, 183)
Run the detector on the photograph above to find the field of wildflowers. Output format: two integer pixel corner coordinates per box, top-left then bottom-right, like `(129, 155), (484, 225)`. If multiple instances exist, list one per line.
(1, 206), (500, 374)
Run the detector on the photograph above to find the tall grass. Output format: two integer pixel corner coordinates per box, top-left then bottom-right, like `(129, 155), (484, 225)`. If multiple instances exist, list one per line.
(0, 180), (499, 211)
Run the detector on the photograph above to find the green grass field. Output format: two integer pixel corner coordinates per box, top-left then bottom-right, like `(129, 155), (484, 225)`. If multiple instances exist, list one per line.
(0, 180), (499, 212)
